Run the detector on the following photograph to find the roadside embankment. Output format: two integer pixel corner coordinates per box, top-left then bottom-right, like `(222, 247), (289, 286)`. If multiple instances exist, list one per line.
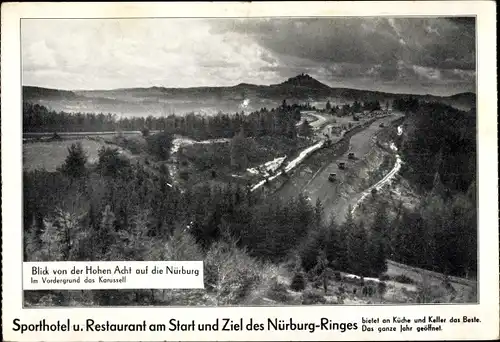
(254, 118), (380, 198)
(322, 117), (403, 224)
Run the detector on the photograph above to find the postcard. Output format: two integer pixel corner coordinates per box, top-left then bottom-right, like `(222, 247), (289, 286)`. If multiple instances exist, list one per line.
(2, 1), (498, 341)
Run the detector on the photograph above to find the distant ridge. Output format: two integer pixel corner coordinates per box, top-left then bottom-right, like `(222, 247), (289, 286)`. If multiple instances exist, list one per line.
(23, 74), (476, 112)
(23, 86), (78, 100)
(23, 74), (474, 99)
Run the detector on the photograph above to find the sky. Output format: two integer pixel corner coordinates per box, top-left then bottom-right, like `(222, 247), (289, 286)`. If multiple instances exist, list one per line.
(22, 17), (475, 96)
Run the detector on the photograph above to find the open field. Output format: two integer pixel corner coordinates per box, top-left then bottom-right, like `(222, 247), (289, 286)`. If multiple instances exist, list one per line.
(23, 139), (108, 172)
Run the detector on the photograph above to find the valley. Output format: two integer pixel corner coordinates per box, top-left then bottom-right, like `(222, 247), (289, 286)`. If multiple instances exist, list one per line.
(23, 74), (476, 119)
(22, 74), (477, 307)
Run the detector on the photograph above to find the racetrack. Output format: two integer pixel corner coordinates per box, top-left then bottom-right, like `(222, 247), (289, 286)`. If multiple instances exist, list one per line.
(273, 114), (403, 224)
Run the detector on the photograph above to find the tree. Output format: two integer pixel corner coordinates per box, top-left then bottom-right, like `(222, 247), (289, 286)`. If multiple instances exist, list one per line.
(292, 107), (301, 121)
(146, 131), (173, 160)
(335, 209), (353, 272)
(299, 224), (327, 271)
(347, 220), (369, 276)
(366, 233), (388, 277)
(99, 205), (117, 259)
(323, 217), (341, 267)
(342, 104), (351, 116)
(230, 127), (248, 171)
(299, 120), (313, 138)
(314, 198), (324, 226)
(310, 249), (331, 294)
(60, 142), (87, 178)
(286, 119), (298, 140)
(97, 147), (131, 178)
(110, 210), (154, 261)
(32, 208), (87, 261)
(367, 204), (389, 276)
(372, 203), (390, 248)
(352, 100), (362, 113)
(430, 171), (446, 200)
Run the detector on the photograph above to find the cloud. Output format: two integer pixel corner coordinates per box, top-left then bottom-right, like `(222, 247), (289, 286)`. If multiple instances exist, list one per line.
(212, 17), (475, 94)
(212, 17), (475, 70)
(22, 19), (280, 89)
(23, 40), (58, 71)
(22, 17), (475, 95)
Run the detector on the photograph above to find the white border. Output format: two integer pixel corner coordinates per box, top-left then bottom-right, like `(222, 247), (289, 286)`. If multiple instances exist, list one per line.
(2, 2), (498, 341)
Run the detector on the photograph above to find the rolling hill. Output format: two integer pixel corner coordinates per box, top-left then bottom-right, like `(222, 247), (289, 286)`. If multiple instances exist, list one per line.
(23, 74), (476, 116)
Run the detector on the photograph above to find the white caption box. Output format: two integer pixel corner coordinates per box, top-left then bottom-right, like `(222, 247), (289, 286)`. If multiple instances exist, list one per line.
(23, 261), (204, 290)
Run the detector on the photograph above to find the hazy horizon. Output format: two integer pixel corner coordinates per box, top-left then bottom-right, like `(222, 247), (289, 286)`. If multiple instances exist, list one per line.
(22, 76), (476, 98)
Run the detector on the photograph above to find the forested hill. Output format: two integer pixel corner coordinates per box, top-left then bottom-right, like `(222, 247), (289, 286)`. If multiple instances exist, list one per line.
(23, 86), (78, 100)
(390, 98), (477, 278)
(395, 98), (476, 194)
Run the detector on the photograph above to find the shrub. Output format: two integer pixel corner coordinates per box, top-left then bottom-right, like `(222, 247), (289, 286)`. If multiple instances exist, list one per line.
(118, 137), (145, 155)
(361, 285), (378, 297)
(146, 131), (173, 160)
(267, 279), (291, 303)
(393, 274), (415, 284)
(379, 274), (390, 281)
(416, 283), (448, 304)
(161, 227), (203, 261)
(159, 164), (169, 175)
(377, 281), (387, 296)
(179, 170), (189, 181)
(313, 277), (327, 289)
(51, 132), (62, 141)
(60, 142), (87, 178)
(204, 241), (262, 305)
(290, 272), (307, 292)
(96, 147), (131, 177)
(301, 290), (326, 305)
(337, 285), (346, 295)
(344, 276), (360, 285)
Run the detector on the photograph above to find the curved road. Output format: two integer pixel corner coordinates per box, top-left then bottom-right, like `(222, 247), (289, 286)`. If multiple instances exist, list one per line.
(274, 114), (404, 224)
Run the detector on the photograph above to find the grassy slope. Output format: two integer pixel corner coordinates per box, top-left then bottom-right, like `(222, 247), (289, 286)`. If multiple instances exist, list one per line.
(23, 139), (106, 172)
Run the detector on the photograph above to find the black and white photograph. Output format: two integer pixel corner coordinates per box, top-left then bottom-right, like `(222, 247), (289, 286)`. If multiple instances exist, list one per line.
(21, 16), (478, 307)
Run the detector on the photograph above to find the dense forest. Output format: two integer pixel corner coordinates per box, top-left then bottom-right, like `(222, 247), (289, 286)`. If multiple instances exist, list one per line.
(392, 98), (477, 277)
(23, 98), (477, 305)
(23, 142), (390, 305)
(24, 101), (307, 140)
(23, 99), (383, 139)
